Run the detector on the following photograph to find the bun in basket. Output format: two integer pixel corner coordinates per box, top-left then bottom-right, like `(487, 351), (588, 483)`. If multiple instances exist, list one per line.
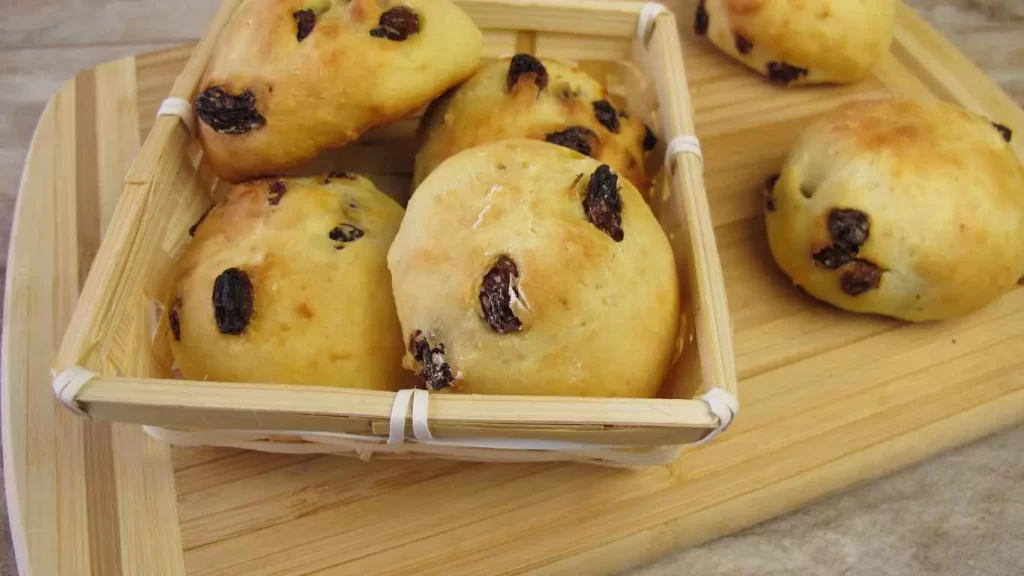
(166, 174), (408, 389)
(765, 98), (1024, 321)
(194, 0), (482, 182)
(694, 0), (895, 86)
(413, 55), (656, 193)
(389, 140), (680, 397)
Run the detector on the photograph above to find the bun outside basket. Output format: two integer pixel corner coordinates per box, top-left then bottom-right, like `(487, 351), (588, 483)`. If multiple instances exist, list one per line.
(53, 0), (737, 467)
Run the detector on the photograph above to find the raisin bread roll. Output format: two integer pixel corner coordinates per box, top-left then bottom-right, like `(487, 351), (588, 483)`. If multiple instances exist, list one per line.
(389, 140), (680, 397)
(194, 0), (481, 182)
(765, 98), (1024, 321)
(695, 0), (895, 86)
(166, 174), (410, 389)
(413, 55), (656, 193)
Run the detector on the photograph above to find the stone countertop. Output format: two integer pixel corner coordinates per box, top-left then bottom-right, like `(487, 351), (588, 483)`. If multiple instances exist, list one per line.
(0, 2), (1022, 575)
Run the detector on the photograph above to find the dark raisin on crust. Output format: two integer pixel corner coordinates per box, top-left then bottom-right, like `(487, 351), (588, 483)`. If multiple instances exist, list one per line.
(479, 256), (523, 334)
(212, 268), (254, 335)
(169, 299), (182, 341)
(642, 124), (658, 151)
(592, 100), (620, 133)
(194, 86), (266, 134)
(1018, 276), (1024, 286)
(294, 9), (316, 41)
(766, 62), (809, 86)
(369, 7), (420, 41)
(268, 180), (286, 205)
(545, 126), (597, 157)
(584, 165), (624, 242)
(325, 171), (356, 183)
(507, 54), (549, 93)
(695, 0), (709, 36)
(841, 260), (882, 296)
(189, 207), (212, 237)
(408, 330), (455, 391)
(329, 223), (364, 248)
(735, 34), (753, 55)
(992, 122), (1013, 143)
(813, 209), (870, 269)
(764, 174), (779, 213)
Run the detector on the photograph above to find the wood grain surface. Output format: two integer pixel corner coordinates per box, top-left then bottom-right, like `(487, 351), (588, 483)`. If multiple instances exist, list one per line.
(2, 1), (1024, 576)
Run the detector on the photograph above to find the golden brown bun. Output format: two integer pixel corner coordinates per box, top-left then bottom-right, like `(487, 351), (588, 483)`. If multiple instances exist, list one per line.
(195, 0), (481, 182)
(166, 174), (410, 389)
(389, 140), (680, 397)
(413, 55), (655, 193)
(766, 98), (1024, 321)
(695, 0), (895, 85)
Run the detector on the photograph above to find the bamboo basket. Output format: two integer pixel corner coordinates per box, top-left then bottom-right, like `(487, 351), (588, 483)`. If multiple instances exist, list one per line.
(51, 0), (737, 467)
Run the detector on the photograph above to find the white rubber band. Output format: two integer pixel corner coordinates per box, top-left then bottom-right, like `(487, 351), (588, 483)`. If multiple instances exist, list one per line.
(411, 389), (434, 441)
(637, 3), (666, 43)
(51, 366), (98, 417)
(694, 387), (740, 446)
(387, 388), (415, 445)
(664, 135), (703, 170)
(157, 97), (196, 136)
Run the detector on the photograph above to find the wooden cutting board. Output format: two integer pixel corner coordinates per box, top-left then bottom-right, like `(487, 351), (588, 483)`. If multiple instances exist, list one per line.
(5, 3), (1024, 575)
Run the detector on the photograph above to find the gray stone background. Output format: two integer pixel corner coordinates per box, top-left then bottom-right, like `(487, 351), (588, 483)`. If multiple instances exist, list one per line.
(1, 1), (1022, 574)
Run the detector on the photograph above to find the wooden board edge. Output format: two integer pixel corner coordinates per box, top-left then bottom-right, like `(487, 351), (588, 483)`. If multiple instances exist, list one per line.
(534, 387), (1024, 575)
(892, 3), (1024, 146)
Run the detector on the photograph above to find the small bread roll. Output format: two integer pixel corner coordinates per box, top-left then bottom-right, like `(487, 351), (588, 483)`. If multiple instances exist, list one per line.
(166, 174), (408, 389)
(765, 98), (1024, 321)
(695, 0), (895, 85)
(414, 55), (655, 192)
(194, 0), (481, 182)
(389, 140), (680, 397)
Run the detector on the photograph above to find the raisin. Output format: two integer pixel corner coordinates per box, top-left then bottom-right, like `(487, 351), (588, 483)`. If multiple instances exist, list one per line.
(370, 7), (420, 41)
(169, 299), (182, 341)
(294, 9), (315, 41)
(695, 0), (709, 36)
(325, 171), (356, 183)
(764, 174), (779, 213)
(992, 122), (1013, 143)
(212, 268), (254, 335)
(194, 86), (266, 134)
(642, 124), (658, 151)
(507, 54), (549, 93)
(829, 209), (869, 249)
(735, 34), (753, 55)
(584, 165), (624, 242)
(189, 207), (211, 237)
(268, 180), (286, 206)
(1018, 276), (1024, 286)
(545, 126), (597, 157)
(765, 62), (809, 86)
(408, 331), (454, 391)
(841, 260), (882, 296)
(329, 223), (364, 248)
(813, 209), (870, 269)
(479, 256), (523, 334)
(592, 100), (620, 133)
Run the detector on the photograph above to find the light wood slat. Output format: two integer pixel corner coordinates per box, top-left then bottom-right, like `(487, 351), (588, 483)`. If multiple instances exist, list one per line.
(92, 56), (188, 576)
(2, 76), (93, 576)
(457, 0), (645, 37)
